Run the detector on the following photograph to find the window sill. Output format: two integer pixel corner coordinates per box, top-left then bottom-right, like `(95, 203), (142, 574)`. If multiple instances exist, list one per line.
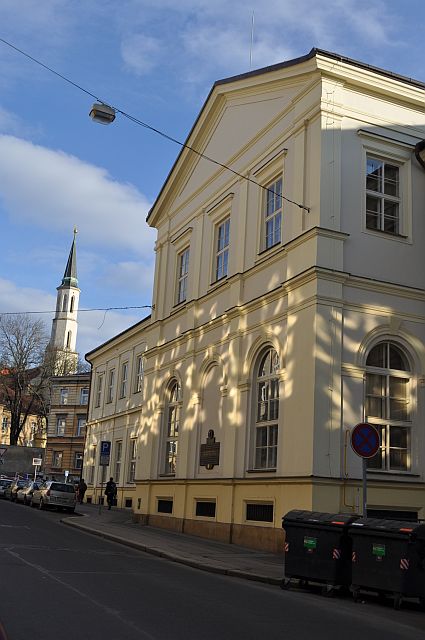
(246, 468), (277, 474)
(158, 473), (176, 478)
(367, 470), (420, 478)
(363, 227), (410, 243)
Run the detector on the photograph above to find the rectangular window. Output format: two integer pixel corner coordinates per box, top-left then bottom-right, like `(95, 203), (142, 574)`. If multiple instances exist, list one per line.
(114, 440), (122, 483)
(195, 501), (216, 518)
(120, 362), (128, 398)
(264, 177), (282, 250)
(76, 416), (86, 437)
(246, 502), (274, 523)
(134, 355), (144, 394)
(52, 451), (63, 468)
(60, 388), (69, 405)
(255, 425), (278, 469)
(1, 417), (8, 433)
(74, 452), (83, 470)
(106, 369), (115, 404)
(366, 156), (400, 234)
(80, 388), (89, 405)
(88, 445), (96, 484)
(128, 438), (136, 483)
(95, 374), (103, 408)
(367, 424), (410, 472)
(215, 218), (230, 281)
(157, 499), (173, 514)
(56, 415), (66, 436)
(176, 248), (190, 304)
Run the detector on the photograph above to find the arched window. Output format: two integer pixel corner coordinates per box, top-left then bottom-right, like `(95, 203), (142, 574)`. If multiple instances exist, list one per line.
(162, 380), (181, 475)
(62, 294), (68, 312)
(70, 296), (75, 313)
(56, 295), (61, 312)
(66, 331), (72, 349)
(253, 347), (280, 470)
(365, 341), (412, 472)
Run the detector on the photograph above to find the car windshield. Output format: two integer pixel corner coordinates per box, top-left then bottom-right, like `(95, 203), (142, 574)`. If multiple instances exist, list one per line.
(0, 480), (12, 486)
(50, 483), (75, 493)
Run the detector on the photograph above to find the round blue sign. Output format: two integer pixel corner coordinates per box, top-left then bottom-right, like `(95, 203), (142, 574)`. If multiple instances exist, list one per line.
(351, 422), (380, 459)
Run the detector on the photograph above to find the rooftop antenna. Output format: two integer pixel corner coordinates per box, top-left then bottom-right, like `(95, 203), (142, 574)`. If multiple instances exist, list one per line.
(249, 10), (255, 70)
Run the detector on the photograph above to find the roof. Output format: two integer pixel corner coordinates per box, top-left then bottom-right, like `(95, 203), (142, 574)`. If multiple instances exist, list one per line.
(146, 47), (425, 225)
(61, 229), (78, 288)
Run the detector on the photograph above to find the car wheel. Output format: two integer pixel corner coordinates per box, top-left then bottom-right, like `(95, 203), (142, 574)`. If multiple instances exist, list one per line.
(23, 496), (27, 506)
(67, 508), (75, 514)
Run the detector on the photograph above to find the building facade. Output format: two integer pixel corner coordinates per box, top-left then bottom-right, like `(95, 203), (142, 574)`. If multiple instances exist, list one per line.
(84, 49), (425, 551)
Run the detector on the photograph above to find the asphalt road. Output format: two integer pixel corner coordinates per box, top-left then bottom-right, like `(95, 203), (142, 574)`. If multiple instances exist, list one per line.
(0, 499), (424, 640)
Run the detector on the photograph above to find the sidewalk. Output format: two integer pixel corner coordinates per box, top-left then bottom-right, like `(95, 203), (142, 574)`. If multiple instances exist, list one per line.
(61, 503), (284, 586)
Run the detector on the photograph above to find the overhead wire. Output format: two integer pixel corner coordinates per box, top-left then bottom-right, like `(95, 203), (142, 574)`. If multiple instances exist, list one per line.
(0, 36), (310, 212)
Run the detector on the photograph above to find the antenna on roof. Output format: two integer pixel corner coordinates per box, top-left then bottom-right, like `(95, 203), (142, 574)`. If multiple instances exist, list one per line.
(249, 10), (255, 70)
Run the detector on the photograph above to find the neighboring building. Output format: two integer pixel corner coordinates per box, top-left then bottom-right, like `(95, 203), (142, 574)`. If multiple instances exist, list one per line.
(44, 231), (90, 481)
(84, 49), (425, 552)
(44, 373), (90, 480)
(0, 404), (45, 448)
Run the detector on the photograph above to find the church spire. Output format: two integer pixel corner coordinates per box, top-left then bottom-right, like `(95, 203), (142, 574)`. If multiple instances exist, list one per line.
(61, 227), (78, 288)
(49, 230), (80, 374)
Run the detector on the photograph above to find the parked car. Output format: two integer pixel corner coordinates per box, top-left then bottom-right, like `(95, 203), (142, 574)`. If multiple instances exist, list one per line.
(0, 479), (13, 498)
(16, 480), (42, 506)
(5, 479), (28, 501)
(31, 481), (76, 513)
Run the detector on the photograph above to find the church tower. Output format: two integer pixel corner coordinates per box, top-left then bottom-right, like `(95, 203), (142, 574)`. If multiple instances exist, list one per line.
(49, 229), (80, 373)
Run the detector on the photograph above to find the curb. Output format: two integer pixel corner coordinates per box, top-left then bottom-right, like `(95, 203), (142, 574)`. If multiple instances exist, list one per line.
(61, 516), (282, 586)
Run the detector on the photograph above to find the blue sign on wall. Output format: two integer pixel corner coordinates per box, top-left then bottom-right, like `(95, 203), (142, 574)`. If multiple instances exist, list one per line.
(99, 440), (111, 466)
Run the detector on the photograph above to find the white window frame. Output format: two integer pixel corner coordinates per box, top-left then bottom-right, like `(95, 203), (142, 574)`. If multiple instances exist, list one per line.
(263, 177), (283, 251)
(80, 388), (89, 405)
(74, 452), (83, 470)
(162, 381), (181, 476)
(120, 362), (128, 398)
(176, 247), (190, 304)
(76, 416), (86, 437)
(365, 155), (401, 235)
(88, 445), (97, 484)
(106, 369), (115, 404)
(359, 135), (412, 243)
(95, 374), (103, 408)
(365, 341), (413, 473)
(134, 355), (144, 394)
(252, 348), (280, 471)
(214, 217), (230, 281)
(128, 438), (137, 483)
(60, 388), (69, 405)
(52, 451), (63, 468)
(56, 415), (66, 436)
(114, 440), (122, 483)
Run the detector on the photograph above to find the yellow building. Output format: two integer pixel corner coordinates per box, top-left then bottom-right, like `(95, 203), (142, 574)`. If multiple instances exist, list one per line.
(0, 404), (46, 448)
(84, 49), (425, 552)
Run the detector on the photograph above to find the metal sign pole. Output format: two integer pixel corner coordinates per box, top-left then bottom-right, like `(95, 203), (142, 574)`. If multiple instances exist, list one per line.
(362, 458), (367, 517)
(98, 465), (105, 515)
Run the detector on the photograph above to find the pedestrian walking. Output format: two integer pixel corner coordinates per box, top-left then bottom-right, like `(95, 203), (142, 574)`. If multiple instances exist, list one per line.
(105, 477), (117, 510)
(77, 478), (87, 504)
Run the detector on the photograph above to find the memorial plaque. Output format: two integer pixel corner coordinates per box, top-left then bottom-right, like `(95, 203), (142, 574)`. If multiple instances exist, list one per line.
(200, 430), (220, 469)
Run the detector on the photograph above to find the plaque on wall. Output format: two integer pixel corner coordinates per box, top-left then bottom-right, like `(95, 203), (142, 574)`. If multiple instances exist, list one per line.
(200, 429), (220, 470)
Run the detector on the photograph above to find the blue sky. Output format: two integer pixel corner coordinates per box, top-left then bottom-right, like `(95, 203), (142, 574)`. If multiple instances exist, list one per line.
(0, 0), (424, 357)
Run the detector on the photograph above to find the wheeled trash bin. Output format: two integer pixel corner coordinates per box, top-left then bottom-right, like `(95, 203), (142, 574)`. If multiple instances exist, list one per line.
(350, 518), (425, 609)
(282, 510), (359, 593)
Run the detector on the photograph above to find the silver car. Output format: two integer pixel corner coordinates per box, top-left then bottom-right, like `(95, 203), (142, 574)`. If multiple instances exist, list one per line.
(0, 478), (12, 498)
(31, 481), (76, 513)
(16, 480), (42, 506)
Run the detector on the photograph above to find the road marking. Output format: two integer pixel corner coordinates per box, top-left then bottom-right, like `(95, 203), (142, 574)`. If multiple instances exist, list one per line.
(5, 547), (156, 640)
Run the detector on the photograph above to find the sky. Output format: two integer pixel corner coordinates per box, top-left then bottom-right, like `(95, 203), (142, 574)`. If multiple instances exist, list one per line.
(0, 0), (424, 358)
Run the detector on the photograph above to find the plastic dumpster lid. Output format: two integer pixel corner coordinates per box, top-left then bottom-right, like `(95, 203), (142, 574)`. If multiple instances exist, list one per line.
(350, 518), (425, 538)
(282, 510), (358, 526)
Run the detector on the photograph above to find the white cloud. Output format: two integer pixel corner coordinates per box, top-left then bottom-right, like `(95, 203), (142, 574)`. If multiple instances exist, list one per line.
(0, 276), (146, 358)
(0, 135), (156, 255)
(121, 34), (163, 75)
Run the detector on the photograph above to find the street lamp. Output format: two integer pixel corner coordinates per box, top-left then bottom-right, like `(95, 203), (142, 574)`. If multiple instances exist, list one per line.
(89, 103), (116, 125)
(415, 140), (425, 171)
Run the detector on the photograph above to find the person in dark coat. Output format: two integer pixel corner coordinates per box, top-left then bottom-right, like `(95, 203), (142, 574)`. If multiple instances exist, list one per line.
(77, 479), (87, 504)
(105, 477), (117, 510)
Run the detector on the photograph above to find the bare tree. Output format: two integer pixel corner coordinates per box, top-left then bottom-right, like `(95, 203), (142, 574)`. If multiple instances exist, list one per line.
(0, 314), (51, 445)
